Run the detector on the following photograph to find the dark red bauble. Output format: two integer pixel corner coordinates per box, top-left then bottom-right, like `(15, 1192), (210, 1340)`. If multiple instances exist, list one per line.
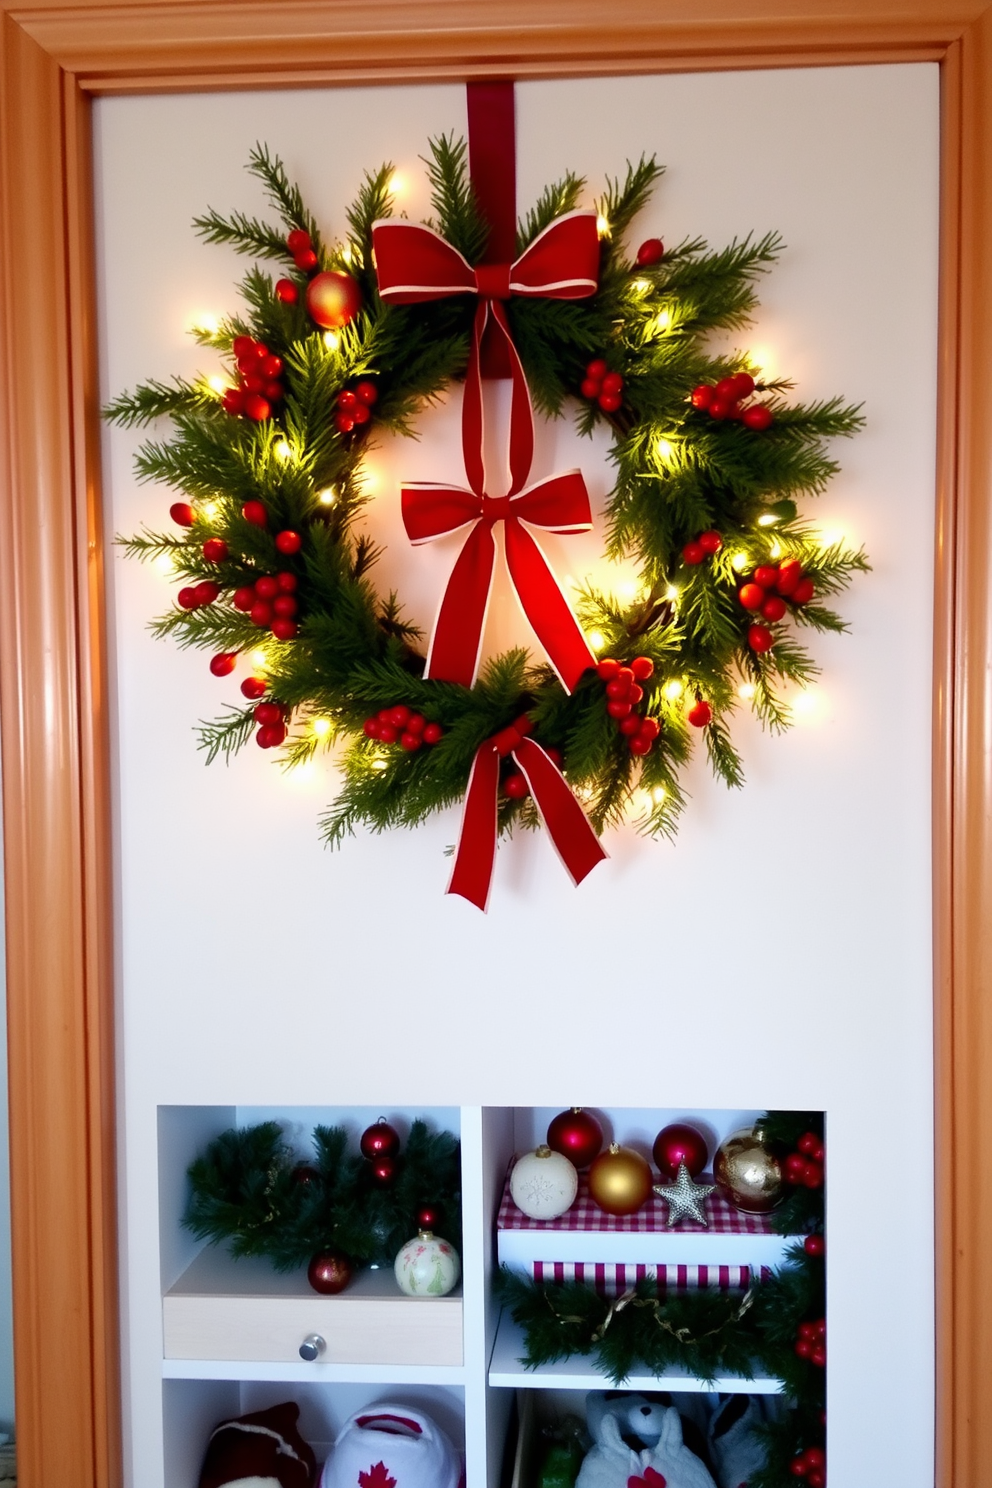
(360, 1118), (400, 1161)
(369, 1155), (397, 1186)
(307, 1248), (353, 1295)
(271, 618), (298, 641)
(416, 1205), (441, 1231)
(804, 1233), (826, 1257)
(547, 1108), (604, 1169)
(682, 540), (704, 565)
(292, 1163), (321, 1188)
(636, 237), (664, 266)
(306, 270), (362, 330)
(653, 1122), (709, 1179)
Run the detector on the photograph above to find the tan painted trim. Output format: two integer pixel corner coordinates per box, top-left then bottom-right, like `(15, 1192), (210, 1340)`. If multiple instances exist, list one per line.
(0, 4), (984, 1485)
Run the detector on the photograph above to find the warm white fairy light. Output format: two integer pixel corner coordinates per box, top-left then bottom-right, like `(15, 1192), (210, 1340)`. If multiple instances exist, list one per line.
(318, 486), (338, 506)
(312, 717), (332, 739)
(389, 171), (405, 195)
(655, 437), (674, 463)
(199, 500), (220, 523)
(738, 682), (756, 700)
(249, 648), (269, 671)
(731, 552), (749, 572)
(596, 215), (611, 238)
(191, 313), (220, 337)
(372, 758), (389, 772)
(587, 630), (606, 652)
(207, 375), (227, 395)
(769, 541), (783, 559)
(818, 529), (844, 550)
(663, 680), (684, 700)
(274, 439), (292, 462)
(632, 278), (651, 296)
(341, 244), (354, 265)
(664, 584), (678, 602)
(616, 576), (641, 602)
(789, 687), (821, 721)
(651, 786), (667, 805)
(154, 553), (175, 576)
(652, 309), (671, 335)
(757, 513), (777, 527)
(323, 331), (340, 352)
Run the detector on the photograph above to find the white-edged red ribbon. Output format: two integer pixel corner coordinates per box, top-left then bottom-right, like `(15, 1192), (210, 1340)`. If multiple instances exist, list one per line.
(372, 212), (602, 692)
(447, 715), (607, 911)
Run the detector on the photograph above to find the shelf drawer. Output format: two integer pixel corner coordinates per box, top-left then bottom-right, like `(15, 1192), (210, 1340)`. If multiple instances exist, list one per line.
(163, 1290), (463, 1365)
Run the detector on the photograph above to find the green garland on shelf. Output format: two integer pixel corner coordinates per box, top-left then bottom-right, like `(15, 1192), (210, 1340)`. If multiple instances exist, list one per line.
(110, 141), (867, 857)
(184, 1118), (461, 1270)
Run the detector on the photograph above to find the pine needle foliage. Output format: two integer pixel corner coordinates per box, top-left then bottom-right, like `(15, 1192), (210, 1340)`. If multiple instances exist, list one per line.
(111, 143), (866, 859)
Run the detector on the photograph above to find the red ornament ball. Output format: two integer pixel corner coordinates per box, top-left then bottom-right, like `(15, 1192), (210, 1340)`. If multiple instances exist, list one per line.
(546, 1108), (604, 1169)
(194, 581), (220, 606)
(369, 1155), (397, 1186)
(636, 237), (664, 266)
(683, 540), (704, 565)
(416, 1205), (441, 1231)
(804, 1233), (826, 1257)
(504, 772), (529, 799)
(738, 583), (765, 612)
(360, 1119), (400, 1161)
(271, 618), (298, 641)
(209, 652), (237, 677)
(177, 587), (199, 610)
(275, 530), (302, 555)
(307, 1249), (353, 1295)
(698, 530), (723, 554)
(653, 1122), (709, 1179)
(306, 270), (362, 330)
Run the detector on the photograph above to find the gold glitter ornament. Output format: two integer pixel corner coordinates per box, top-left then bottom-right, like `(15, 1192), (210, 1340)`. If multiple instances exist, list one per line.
(713, 1126), (785, 1214)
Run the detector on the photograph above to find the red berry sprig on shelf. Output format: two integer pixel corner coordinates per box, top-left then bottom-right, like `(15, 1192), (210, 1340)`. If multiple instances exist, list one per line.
(789, 1445), (826, 1487)
(223, 336), (286, 422)
(362, 705), (444, 751)
(682, 529), (723, 566)
(795, 1317), (827, 1369)
(691, 372), (773, 429)
(783, 1130), (825, 1190)
(580, 359), (624, 414)
(596, 656), (658, 755)
(232, 570), (300, 641)
(287, 227), (318, 274)
(335, 380), (379, 435)
(253, 699), (289, 750)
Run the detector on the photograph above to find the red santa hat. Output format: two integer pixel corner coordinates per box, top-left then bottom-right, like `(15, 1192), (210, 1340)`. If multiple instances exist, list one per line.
(199, 1401), (317, 1488)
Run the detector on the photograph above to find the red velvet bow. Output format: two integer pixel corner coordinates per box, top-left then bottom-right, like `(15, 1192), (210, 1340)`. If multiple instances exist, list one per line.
(448, 715), (607, 911)
(628, 1471), (667, 1488)
(372, 212), (601, 691)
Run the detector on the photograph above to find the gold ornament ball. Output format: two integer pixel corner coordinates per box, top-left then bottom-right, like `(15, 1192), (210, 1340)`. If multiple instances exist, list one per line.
(713, 1127), (785, 1214)
(305, 270), (362, 329)
(588, 1142), (653, 1216)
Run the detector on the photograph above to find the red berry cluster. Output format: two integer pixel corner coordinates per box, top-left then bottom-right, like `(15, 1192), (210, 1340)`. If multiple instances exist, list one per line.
(596, 657), (658, 756)
(177, 579), (220, 611)
(682, 529), (723, 566)
(252, 699), (289, 750)
(335, 381), (378, 435)
(691, 373), (773, 429)
(232, 570), (300, 641)
(580, 359), (624, 413)
(789, 1445), (826, 1487)
(223, 336), (285, 422)
(503, 747), (562, 800)
(287, 227), (318, 274)
(784, 1130), (825, 1190)
(635, 237), (664, 267)
(795, 1317), (827, 1369)
(739, 559), (815, 654)
(362, 705), (444, 751)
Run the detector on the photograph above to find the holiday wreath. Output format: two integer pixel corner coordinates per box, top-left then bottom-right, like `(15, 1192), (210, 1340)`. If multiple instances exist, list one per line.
(111, 91), (866, 908)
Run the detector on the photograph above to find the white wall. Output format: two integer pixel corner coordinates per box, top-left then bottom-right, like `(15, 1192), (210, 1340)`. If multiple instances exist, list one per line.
(94, 64), (939, 1487)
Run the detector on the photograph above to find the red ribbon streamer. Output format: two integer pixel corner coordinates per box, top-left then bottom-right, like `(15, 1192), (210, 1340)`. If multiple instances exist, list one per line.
(447, 716), (608, 911)
(372, 216), (601, 690)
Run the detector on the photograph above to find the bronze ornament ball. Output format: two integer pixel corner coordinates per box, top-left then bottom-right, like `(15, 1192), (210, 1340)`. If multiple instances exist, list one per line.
(713, 1127), (785, 1214)
(588, 1142), (653, 1216)
(307, 1248), (354, 1294)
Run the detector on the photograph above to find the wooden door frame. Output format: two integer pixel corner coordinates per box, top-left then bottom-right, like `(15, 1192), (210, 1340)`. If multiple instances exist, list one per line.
(0, 3), (985, 1483)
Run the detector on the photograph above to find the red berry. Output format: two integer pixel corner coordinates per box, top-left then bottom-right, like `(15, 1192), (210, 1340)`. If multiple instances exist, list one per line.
(636, 237), (664, 266)
(805, 1448), (826, 1471)
(810, 1345), (827, 1368)
(815, 1319), (826, 1338)
(798, 1132), (819, 1155)
(271, 618), (298, 641)
(202, 537), (228, 563)
(807, 1473), (826, 1488)
(275, 530), (302, 555)
(754, 564), (779, 588)
(193, 581), (220, 606)
(336, 412), (355, 434)
(730, 372), (756, 397)
(400, 732), (422, 751)
(792, 577), (815, 605)
(388, 705), (411, 728)
(601, 370), (624, 396)
(250, 600), (273, 627)
(260, 355), (283, 379)
(294, 248), (318, 272)
(177, 587), (199, 610)
(785, 1154), (807, 1182)
(352, 404), (371, 426)
(544, 747), (563, 766)
(631, 656), (654, 680)
(170, 502), (195, 527)
(254, 702), (282, 725)
(422, 723), (444, 744)
(688, 699), (712, 727)
(243, 393), (272, 421)
(377, 709), (392, 723)
(209, 652), (237, 677)
(256, 577), (280, 601)
(698, 530), (723, 554)
(287, 228), (311, 254)
(337, 389), (358, 412)
(802, 1162), (824, 1189)
(814, 1143), (825, 1163)
(629, 735), (653, 756)
(222, 388), (246, 415)
(743, 404), (773, 431)
(628, 683), (644, 704)
(598, 391), (622, 413)
(277, 571), (298, 592)
(738, 583), (766, 611)
(788, 1459), (808, 1480)
(233, 586), (255, 611)
(619, 716), (641, 736)
(616, 666), (634, 685)
(243, 373), (265, 395)
(241, 676), (267, 700)
(504, 772), (529, 799)
(776, 560), (802, 595)
(798, 1321), (818, 1341)
(691, 384), (714, 410)
(378, 724), (399, 744)
(580, 378), (601, 400)
(232, 335), (254, 358)
(597, 658), (621, 680)
(715, 376), (739, 400)
(639, 717), (660, 740)
(406, 714), (426, 735)
(273, 595), (298, 617)
(275, 278), (298, 304)
(748, 624), (775, 653)
(606, 678), (631, 699)
(607, 699), (632, 719)
(242, 500), (268, 526)
(264, 381), (283, 403)
(586, 359), (607, 380)
(795, 1339), (813, 1359)
(355, 380), (378, 406)
(363, 718), (379, 739)
(257, 722), (287, 749)
(762, 595), (787, 622)
(683, 541), (704, 565)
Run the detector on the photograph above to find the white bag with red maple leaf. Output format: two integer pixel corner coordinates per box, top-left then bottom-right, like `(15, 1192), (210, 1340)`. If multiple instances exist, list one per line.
(319, 1406), (461, 1488)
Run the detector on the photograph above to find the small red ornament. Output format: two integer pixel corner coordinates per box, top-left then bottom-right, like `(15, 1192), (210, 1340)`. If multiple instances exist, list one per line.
(254, 702), (282, 726)
(416, 1205), (441, 1231)
(691, 384), (714, 410)
(687, 700), (712, 728)
(295, 247), (319, 273)
(792, 577), (815, 605)
(631, 656), (654, 680)
(277, 571), (298, 592)
(209, 652), (237, 677)
(804, 1233), (826, 1257)
(242, 500), (268, 526)
(762, 595), (787, 622)
(503, 772), (529, 799)
(275, 278), (299, 304)
(307, 1249), (353, 1295)
(748, 624), (774, 653)
(250, 600), (273, 627)
(170, 502), (195, 527)
(233, 586), (255, 611)
(369, 1155), (397, 1186)
(355, 380), (379, 406)
(286, 228), (311, 255)
(275, 530), (302, 555)
(776, 559), (802, 594)
(292, 1164), (320, 1187)
(255, 575), (280, 599)
(753, 565), (778, 587)
(636, 237), (664, 266)
(241, 676), (267, 700)
(202, 537), (229, 563)
(652, 1122), (709, 1179)
(682, 540), (704, 565)
(306, 270), (362, 329)
(360, 1118), (400, 1161)
(422, 722), (444, 745)
(546, 1108), (604, 1169)
(273, 595), (298, 617)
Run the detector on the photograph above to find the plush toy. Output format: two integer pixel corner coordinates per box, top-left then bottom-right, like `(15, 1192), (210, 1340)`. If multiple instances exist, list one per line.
(198, 1400), (316, 1488)
(319, 1404), (460, 1488)
(706, 1395), (773, 1488)
(577, 1393), (717, 1488)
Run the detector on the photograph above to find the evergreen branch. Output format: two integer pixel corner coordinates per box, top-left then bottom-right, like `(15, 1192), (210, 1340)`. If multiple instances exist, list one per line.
(422, 134), (488, 262)
(103, 377), (220, 428)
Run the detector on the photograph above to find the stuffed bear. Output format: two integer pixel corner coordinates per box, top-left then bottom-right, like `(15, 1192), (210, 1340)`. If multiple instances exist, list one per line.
(198, 1400), (316, 1488)
(576, 1393), (717, 1488)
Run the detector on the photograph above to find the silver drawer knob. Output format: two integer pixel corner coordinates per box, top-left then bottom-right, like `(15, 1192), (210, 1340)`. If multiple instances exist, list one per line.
(299, 1333), (326, 1362)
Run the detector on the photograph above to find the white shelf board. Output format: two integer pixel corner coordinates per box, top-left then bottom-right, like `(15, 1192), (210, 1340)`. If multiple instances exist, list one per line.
(487, 1312), (783, 1395)
(162, 1358), (467, 1385)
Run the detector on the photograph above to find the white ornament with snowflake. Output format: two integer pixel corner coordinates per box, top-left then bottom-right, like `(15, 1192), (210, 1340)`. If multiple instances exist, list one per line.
(509, 1144), (579, 1220)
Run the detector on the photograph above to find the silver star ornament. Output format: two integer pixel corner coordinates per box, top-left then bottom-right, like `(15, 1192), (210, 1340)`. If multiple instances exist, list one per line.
(653, 1162), (716, 1227)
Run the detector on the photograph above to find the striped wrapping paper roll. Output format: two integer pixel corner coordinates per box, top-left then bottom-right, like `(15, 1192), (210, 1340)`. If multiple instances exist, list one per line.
(528, 1261), (771, 1294)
